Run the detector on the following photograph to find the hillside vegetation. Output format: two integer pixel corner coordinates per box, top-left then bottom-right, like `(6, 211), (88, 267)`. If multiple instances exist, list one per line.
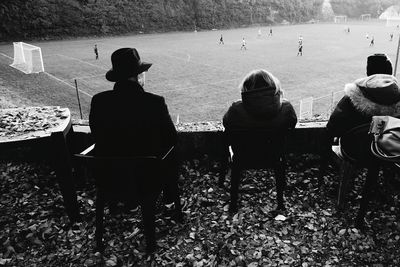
(0, 0), (398, 41)
(330, 0), (398, 18)
(2, 0), (321, 40)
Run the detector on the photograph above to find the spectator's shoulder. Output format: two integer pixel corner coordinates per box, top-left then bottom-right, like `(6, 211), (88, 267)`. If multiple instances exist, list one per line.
(281, 99), (296, 111)
(143, 91), (165, 103)
(92, 90), (113, 102)
(229, 100), (243, 109)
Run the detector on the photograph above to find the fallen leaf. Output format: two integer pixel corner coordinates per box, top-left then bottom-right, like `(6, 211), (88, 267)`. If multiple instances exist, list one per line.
(274, 215), (287, 221)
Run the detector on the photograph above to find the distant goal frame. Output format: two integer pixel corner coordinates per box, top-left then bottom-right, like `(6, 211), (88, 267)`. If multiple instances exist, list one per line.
(10, 42), (45, 74)
(386, 17), (400, 27)
(334, 15), (347, 23)
(360, 14), (371, 21)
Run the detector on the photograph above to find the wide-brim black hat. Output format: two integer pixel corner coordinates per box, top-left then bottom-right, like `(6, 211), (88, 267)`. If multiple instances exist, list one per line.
(106, 48), (152, 82)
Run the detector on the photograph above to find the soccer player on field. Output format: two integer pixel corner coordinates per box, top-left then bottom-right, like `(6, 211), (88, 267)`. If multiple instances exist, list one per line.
(269, 28), (273, 36)
(94, 44), (99, 60)
(297, 42), (303, 56)
(298, 35), (303, 44)
(241, 38), (247, 50)
(370, 36), (374, 47)
(219, 34), (224, 45)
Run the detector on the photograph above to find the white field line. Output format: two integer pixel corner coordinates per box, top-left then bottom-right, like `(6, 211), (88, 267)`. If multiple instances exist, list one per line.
(0, 52), (12, 60)
(1, 51), (93, 98)
(43, 72), (93, 98)
(55, 54), (108, 70)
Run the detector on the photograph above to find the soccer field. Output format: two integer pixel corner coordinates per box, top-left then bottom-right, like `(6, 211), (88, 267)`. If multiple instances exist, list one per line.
(0, 20), (399, 122)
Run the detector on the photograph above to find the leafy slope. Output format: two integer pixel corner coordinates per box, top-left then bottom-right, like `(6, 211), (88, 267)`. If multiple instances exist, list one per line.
(0, 155), (399, 266)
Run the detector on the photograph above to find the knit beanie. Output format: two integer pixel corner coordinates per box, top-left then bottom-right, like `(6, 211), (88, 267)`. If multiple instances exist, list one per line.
(356, 74), (400, 105)
(366, 54), (393, 76)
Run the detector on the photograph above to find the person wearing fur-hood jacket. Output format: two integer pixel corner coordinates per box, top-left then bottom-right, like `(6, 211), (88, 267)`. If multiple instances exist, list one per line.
(327, 54), (400, 138)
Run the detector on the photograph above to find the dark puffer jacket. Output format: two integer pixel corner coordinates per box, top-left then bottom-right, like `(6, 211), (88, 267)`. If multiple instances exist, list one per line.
(223, 88), (297, 131)
(327, 74), (400, 138)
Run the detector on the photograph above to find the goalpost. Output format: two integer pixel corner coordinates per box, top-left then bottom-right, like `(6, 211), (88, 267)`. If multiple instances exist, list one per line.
(386, 17), (400, 27)
(360, 14), (371, 21)
(334, 15), (347, 23)
(10, 42), (45, 74)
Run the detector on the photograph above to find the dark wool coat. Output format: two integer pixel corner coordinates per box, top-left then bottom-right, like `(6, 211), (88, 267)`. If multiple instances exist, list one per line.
(327, 74), (400, 138)
(89, 80), (177, 157)
(223, 88), (297, 131)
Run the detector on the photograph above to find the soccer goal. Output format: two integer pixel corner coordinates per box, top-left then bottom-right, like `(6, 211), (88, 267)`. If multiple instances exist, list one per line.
(334, 15), (347, 23)
(10, 42), (45, 74)
(360, 14), (371, 21)
(386, 17), (400, 27)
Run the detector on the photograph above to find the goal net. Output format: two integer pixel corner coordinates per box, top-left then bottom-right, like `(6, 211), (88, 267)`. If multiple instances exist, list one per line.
(386, 17), (400, 27)
(360, 14), (371, 21)
(10, 42), (45, 74)
(334, 15), (347, 23)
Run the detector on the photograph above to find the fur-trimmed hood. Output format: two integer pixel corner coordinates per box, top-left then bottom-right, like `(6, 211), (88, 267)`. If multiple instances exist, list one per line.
(344, 74), (400, 116)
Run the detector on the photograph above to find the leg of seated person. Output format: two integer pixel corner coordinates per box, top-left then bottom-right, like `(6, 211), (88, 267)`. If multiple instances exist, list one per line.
(161, 154), (183, 221)
(141, 196), (157, 254)
(383, 165), (400, 190)
(274, 160), (286, 210)
(229, 163), (241, 213)
(337, 160), (357, 210)
(95, 188), (105, 252)
(355, 165), (380, 228)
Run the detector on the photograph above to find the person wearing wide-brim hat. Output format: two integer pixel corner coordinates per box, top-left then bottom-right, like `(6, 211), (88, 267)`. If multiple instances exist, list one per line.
(89, 48), (183, 253)
(104, 47), (152, 82)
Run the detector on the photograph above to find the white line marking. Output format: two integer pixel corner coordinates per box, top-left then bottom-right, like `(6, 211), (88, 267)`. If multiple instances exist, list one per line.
(0, 53), (12, 60)
(1, 52), (93, 98)
(55, 54), (108, 70)
(43, 72), (93, 98)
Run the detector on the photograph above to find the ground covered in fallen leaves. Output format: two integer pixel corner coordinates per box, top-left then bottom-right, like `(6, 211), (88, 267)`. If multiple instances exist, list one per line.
(0, 155), (399, 266)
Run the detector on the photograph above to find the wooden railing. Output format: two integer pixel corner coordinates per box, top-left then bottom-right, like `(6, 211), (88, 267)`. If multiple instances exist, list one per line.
(71, 120), (329, 160)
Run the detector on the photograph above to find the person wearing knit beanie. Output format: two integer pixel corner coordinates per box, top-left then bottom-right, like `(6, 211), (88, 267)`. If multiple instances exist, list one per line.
(327, 54), (399, 228)
(366, 53), (393, 76)
(327, 54), (398, 138)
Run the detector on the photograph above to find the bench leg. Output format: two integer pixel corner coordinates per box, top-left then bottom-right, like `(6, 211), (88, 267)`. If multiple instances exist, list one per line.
(52, 132), (80, 222)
